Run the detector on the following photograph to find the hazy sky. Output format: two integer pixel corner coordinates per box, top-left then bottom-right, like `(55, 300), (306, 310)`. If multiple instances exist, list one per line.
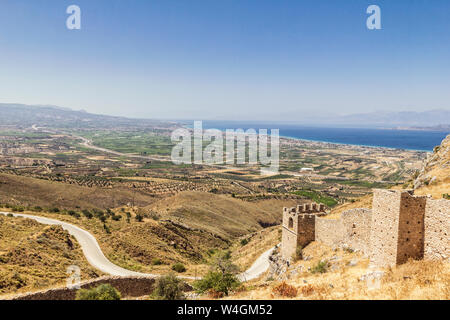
(0, 0), (449, 120)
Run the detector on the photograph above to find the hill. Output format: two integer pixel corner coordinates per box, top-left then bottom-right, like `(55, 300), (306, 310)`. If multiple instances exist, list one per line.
(0, 215), (100, 296)
(0, 103), (175, 129)
(0, 172), (159, 210)
(311, 109), (450, 127)
(414, 134), (450, 198)
(146, 191), (300, 239)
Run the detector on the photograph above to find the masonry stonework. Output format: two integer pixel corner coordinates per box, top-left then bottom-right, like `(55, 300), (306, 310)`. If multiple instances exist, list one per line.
(281, 203), (325, 260)
(341, 208), (372, 255)
(424, 199), (450, 260)
(315, 218), (344, 248)
(281, 189), (449, 267)
(9, 276), (192, 300)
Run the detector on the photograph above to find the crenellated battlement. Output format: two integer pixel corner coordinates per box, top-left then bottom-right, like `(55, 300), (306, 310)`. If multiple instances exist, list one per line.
(283, 202), (326, 215)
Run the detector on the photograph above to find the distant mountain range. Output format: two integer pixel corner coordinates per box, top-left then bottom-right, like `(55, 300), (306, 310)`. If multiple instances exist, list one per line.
(0, 103), (448, 130)
(307, 109), (450, 129)
(0, 103), (175, 129)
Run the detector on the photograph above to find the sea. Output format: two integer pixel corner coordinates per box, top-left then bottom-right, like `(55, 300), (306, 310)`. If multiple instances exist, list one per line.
(198, 121), (449, 152)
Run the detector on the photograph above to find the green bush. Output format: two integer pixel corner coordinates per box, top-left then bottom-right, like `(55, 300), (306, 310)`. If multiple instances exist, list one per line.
(171, 263), (186, 273)
(194, 250), (240, 296)
(152, 258), (163, 265)
(311, 260), (328, 274)
(194, 271), (240, 296)
(75, 284), (121, 300)
(240, 238), (249, 246)
(12, 206), (24, 212)
(152, 274), (185, 300)
(50, 207), (60, 213)
(81, 209), (93, 219)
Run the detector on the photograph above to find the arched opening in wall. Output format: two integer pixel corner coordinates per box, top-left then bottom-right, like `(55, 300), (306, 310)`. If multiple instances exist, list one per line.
(288, 217), (293, 229)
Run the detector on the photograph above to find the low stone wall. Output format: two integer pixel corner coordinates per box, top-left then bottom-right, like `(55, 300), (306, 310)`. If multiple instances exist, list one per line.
(9, 276), (191, 300)
(424, 199), (450, 261)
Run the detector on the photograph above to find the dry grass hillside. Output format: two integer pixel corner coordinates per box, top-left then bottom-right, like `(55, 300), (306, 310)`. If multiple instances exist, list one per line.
(326, 194), (373, 219)
(0, 215), (100, 296)
(0, 193), (296, 279)
(0, 173), (158, 210)
(414, 134), (450, 199)
(146, 192), (299, 238)
(225, 242), (449, 300)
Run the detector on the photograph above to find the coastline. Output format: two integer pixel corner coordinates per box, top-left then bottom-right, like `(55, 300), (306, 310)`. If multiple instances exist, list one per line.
(182, 123), (435, 153)
(279, 135), (431, 153)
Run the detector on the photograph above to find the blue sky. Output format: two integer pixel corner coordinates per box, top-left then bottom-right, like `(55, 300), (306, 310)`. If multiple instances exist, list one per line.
(0, 0), (449, 120)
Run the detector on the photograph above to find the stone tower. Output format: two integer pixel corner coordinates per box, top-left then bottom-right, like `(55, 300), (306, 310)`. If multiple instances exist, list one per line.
(370, 189), (427, 267)
(281, 203), (325, 260)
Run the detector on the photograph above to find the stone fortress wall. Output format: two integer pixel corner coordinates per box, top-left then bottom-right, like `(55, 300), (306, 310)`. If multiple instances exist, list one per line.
(282, 189), (449, 267)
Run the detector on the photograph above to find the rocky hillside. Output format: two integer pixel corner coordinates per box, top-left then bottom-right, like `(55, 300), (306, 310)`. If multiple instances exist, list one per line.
(414, 134), (450, 198)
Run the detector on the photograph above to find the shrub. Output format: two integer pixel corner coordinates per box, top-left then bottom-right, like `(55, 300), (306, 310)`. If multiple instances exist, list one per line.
(68, 210), (78, 217)
(240, 238), (249, 246)
(152, 274), (185, 300)
(81, 209), (93, 219)
(50, 207), (60, 213)
(443, 193), (450, 200)
(135, 214), (144, 222)
(152, 258), (163, 265)
(76, 284), (121, 300)
(171, 263), (186, 273)
(194, 271), (240, 296)
(208, 288), (225, 299)
(33, 206), (43, 212)
(272, 282), (297, 298)
(103, 223), (111, 234)
(194, 251), (240, 296)
(311, 260), (328, 274)
(111, 215), (122, 221)
(150, 213), (160, 221)
(300, 284), (315, 296)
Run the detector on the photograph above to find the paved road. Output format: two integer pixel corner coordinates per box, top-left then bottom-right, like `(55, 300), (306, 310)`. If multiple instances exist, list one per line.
(0, 212), (272, 281)
(237, 246), (276, 282)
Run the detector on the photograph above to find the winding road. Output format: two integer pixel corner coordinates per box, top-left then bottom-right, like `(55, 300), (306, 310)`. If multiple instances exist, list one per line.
(0, 212), (273, 282)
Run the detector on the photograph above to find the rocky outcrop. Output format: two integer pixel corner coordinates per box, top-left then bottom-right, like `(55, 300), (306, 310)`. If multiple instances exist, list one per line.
(414, 134), (450, 190)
